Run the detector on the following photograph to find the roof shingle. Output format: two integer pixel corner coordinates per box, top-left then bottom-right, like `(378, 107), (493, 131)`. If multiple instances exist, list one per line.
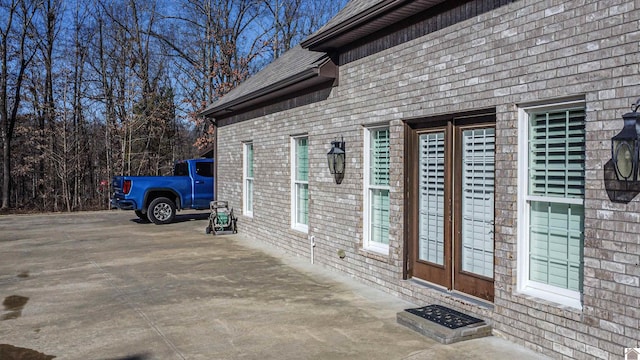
(202, 45), (329, 115)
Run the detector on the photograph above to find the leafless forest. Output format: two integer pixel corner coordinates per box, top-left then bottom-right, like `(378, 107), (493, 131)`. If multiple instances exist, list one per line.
(0, 0), (346, 212)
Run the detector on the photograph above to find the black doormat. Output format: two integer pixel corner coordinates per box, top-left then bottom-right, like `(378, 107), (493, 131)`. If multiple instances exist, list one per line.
(404, 304), (483, 329)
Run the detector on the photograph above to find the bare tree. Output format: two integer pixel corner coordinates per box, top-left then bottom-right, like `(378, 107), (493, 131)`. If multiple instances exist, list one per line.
(156, 0), (267, 150)
(70, 0), (90, 209)
(160, 0), (347, 149)
(263, 0), (303, 59)
(0, 0), (347, 212)
(94, 0), (174, 174)
(0, 0), (39, 210)
(260, 0), (347, 59)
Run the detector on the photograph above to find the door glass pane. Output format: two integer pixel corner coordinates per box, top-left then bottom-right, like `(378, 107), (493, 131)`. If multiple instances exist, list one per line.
(461, 128), (495, 278)
(418, 132), (445, 265)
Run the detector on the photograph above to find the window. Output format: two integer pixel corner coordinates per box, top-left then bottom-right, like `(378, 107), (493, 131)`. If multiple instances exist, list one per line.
(174, 162), (189, 176)
(243, 142), (254, 216)
(364, 126), (390, 253)
(517, 100), (585, 309)
(291, 136), (309, 232)
(195, 162), (213, 177)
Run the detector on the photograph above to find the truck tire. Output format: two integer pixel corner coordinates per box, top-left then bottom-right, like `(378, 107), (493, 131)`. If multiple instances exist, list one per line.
(147, 197), (176, 225)
(134, 210), (149, 223)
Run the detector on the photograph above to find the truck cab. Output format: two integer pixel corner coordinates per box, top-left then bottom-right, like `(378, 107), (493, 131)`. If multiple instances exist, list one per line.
(111, 158), (214, 224)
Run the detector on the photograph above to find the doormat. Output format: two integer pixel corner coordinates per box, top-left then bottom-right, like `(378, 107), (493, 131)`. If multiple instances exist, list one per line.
(404, 304), (483, 329)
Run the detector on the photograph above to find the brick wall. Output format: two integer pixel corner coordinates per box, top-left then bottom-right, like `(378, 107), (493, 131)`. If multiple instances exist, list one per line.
(214, 0), (640, 358)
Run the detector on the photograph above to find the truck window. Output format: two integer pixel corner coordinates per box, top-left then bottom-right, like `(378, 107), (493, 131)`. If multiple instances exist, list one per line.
(195, 162), (213, 177)
(174, 163), (189, 176)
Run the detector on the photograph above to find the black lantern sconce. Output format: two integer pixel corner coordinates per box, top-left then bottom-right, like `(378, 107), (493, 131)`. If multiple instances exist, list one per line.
(611, 100), (640, 182)
(327, 138), (346, 184)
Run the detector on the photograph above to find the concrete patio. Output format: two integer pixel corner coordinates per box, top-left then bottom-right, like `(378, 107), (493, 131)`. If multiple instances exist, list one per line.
(0, 211), (547, 360)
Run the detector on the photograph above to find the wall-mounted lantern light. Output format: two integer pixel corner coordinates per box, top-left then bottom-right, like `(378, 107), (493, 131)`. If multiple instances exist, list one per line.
(611, 100), (640, 182)
(327, 138), (346, 184)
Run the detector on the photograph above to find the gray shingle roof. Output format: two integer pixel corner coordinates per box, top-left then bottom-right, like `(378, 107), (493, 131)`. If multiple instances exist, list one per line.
(203, 0), (427, 118)
(201, 45), (329, 115)
(312, 0), (385, 35)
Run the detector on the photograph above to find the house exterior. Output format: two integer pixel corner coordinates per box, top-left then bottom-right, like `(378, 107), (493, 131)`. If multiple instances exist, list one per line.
(202, 0), (640, 359)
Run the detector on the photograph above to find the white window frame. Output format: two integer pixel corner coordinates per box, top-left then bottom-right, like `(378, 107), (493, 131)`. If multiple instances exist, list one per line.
(363, 125), (390, 254)
(517, 100), (585, 309)
(243, 142), (254, 217)
(290, 135), (309, 233)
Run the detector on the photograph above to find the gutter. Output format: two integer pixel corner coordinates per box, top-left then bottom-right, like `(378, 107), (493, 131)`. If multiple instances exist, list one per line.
(201, 57), (337, 119)
(301, 0), (405, 49)
(301, 0), (447, 52)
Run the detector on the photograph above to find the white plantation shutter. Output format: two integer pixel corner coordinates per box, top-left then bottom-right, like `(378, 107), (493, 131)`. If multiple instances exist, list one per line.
(247, 144), (254, 178)
(529, 109), (586, 198)
(246, 179), (254, 211)
(294, 137), (309, 227)
(244, 143), (254, 214)
(367, 128), (390, 247)
(527, 107), (585, 292)
(371, 129), (390, 186)
(370, 189), (390, 244)
(418, 132), (445, 265)
(461, 128), (495, 278)
(529, 202), (583, 291)
(296, 138), (308, 182)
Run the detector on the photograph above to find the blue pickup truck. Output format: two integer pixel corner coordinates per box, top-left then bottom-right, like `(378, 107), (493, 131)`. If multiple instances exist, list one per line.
(111, 158), (214, 224)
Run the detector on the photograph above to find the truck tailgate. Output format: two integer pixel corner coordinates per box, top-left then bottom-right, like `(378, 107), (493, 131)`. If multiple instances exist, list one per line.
(112, 176), (125, 194)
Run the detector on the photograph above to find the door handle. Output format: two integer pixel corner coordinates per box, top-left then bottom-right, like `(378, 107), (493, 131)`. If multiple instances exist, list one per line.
(195, 180), (204, 184)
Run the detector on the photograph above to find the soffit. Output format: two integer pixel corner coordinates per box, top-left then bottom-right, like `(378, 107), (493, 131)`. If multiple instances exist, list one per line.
(302, 0), (447, 51)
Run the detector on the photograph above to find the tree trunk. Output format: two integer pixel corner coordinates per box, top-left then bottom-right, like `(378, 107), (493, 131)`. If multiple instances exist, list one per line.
(2, 138), (10, 209)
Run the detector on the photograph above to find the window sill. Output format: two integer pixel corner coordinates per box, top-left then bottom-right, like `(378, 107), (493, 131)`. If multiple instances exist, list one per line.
(358, 247), (389, 262)
(291, 225), (308, 234)
(517, 285), (583, 311)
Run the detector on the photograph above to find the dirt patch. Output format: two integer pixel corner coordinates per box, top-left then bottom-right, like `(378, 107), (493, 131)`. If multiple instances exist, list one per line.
(3, 295), (29, 311)
(2, 295), (29, 320)
(0, 344), (55, 360)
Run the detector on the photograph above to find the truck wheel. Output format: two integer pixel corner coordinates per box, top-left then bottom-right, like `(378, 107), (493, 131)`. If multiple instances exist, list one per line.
(134, 210), (149, 223)
(147, 197), (176, 225)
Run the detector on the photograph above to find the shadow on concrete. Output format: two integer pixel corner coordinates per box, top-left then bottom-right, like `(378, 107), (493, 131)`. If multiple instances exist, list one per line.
(130, 218), (151, 224)
(173, 212), (209, 223)
(0, 344), (55, 360)
(105, 355), (149, 360)
(128, 212), (209, 224)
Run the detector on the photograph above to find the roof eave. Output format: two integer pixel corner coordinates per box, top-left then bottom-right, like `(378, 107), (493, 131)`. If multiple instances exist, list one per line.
(301, 0), (402, 50)
(202, 58), (337, 120)
(302, 0), (447, 52)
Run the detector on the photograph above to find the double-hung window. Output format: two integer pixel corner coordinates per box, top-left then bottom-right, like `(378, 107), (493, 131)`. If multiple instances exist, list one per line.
(364, 126), (390, 253)
(291, 136), (309, 232)
(243, 142), (254, 217)
(517, 100), (585, 309)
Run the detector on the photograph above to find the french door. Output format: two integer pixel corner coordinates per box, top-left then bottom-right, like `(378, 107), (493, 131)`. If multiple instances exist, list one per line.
(407, 114), (495, 302)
